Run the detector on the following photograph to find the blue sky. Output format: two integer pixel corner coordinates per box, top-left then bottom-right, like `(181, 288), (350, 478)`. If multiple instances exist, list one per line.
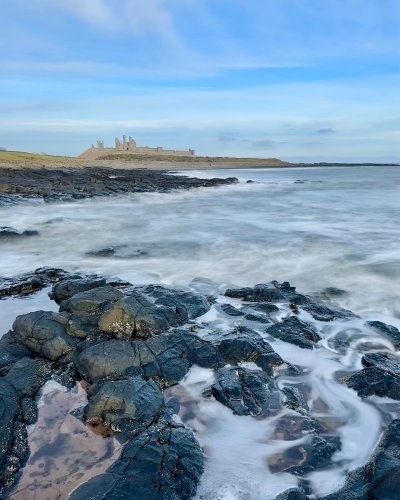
(0, 0), (399, 161)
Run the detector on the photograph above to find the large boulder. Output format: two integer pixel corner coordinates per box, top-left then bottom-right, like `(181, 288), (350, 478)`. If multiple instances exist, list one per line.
(60, 286), (124, 325)
(4, 357), (51, 397)
(12, 310), (75, 361)
(69, 418), (204, 500)
(51, 277), (107, 304)
(346, 351), (400, 400)
(85, 376), (164, 431)
(98, 291), (187, 339)
(322, 419), (400, 499)
(267, 316), (321, 349)
(210, 366), (270, 416)
(0, 380), (20, 490)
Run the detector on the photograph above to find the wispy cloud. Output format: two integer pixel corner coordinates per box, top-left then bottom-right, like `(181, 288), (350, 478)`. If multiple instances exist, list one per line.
(315, 128), (335, 135)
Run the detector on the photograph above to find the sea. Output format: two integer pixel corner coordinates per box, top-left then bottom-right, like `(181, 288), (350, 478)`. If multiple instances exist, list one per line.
(1, 165), (399, 499)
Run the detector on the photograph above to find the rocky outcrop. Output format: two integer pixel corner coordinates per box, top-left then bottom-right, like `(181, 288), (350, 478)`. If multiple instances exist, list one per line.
(267, 316), (321, 349)
(367, 320), (400, 349)
(346, 351), (400, 400)
(0, 227), (38, 239)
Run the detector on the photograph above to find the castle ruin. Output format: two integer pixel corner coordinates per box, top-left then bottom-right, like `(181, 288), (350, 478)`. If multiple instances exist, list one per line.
(81, 134), (195, 159)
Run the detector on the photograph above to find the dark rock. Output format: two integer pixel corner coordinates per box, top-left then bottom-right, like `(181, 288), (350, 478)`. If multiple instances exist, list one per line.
(0, 276), (44, 298)
(98, 291), (189, 339)
(86, 247), (117, 257)
(139, 284), (211, 319)
(266, 316), (321, 349)
(20, 398), (37, 424)
(0, 332), (31, 374)
(51, 277), (107, 304)
(210, 366), (270, 416)
(0, 380), (20, 490)
(208, 326), (283, 374)
(275, 488), (309, 500)
(0, 227), (39, 239)
(220, 303), (244, 316)
(322, 419), (400, 499)
(300, 301), (354, 322)
(12, 310), (76, 361)
(60, 286), (124, 325)
(346, 351), (400, 399)
(244, 313), (271, 324)
(250, 303), (280, 314)
(367, 320), (400, 349)
(85, 376), (164, 431)
(274, 436), (339, 475)
(282, 386), (309, 414)
(225, 281), (302, 303)
(69, 418), (204, 500)
(4, 357), (51, 397)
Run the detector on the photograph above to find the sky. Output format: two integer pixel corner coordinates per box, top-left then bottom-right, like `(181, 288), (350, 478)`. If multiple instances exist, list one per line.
(0, 0), (399, 162)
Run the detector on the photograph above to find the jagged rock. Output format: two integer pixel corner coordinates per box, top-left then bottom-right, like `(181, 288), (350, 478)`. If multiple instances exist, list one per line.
(346, 351), (400, 399)
(322, 419), (400, 499)
(60, 286), (124, 325)
(85, 376), (164, 431)
(225, 281), (304, 303)
(12, 310), (76, 360)
(139, 285), (211, 319)
(51, 277), (107, 304)
(247, 303), (280, 314)
(266, 316), (321, 349)
(300, 301), (354, 322)
(367, 320), (400, 349)
(209, 326), (283, 374)
(210, 366), (270, 415)
(244, 313), (271, 324)
(282, 386), (309, 414)
(98, 291), (187, 339)
(0, 276), (43, 298)
(69, 418), (204, 500)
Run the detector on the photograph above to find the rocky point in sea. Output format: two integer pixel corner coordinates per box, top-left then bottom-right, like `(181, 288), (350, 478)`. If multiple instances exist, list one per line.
(0, 270), (399, 498)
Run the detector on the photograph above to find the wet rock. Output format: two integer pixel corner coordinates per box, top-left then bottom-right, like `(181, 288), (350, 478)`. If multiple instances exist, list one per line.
(4, 358), (51, 397)
(85, 376), (164, 431)
(300, 301), (354, 322)
(282, 386), (309, 414)
(51, 277), (107, 304)
(0, 276), (43, 298)
(0, 332), (31, 374)
(12, 310), (76, 361)
(20, 397), (37, 424)
(322, 419), (400, 499)
(86, 246), (117, 257)
(60, 286), (124, 325)
(0, 380), (20, 490)
(210, 366), (270, 416)
(274, 435), (339, 475)
(69, 418), (204, 500)
(0, 227), (39, 239)
(266, 316), (321, 349)
(208, 326), (283, 374)
(367, 320), (400, 349)
(248, 303), (280, 314)
(275, 488), (309, 500)
(74, 340), (141, 383)
(98, 291), (188, 339)
(346, 351), (400, 399)
(139, 284), (211, 319)
(220, 303), (244, 316)
(244, 313), (271, 324)
(225, 281), (303, 303)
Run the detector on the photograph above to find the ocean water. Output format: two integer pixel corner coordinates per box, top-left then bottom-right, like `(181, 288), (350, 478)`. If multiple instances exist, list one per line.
(1, 165), (400, 498)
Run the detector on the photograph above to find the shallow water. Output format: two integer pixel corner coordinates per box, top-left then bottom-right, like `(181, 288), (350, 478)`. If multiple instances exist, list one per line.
(1, 165), (400, 498)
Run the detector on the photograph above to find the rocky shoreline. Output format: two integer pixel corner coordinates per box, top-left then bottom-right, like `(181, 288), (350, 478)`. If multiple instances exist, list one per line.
(0, 167), (238, 205)
(1, 269), (399, 499)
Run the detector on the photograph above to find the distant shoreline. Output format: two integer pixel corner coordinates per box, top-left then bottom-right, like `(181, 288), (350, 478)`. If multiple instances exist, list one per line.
(0, 150), (398, 171)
